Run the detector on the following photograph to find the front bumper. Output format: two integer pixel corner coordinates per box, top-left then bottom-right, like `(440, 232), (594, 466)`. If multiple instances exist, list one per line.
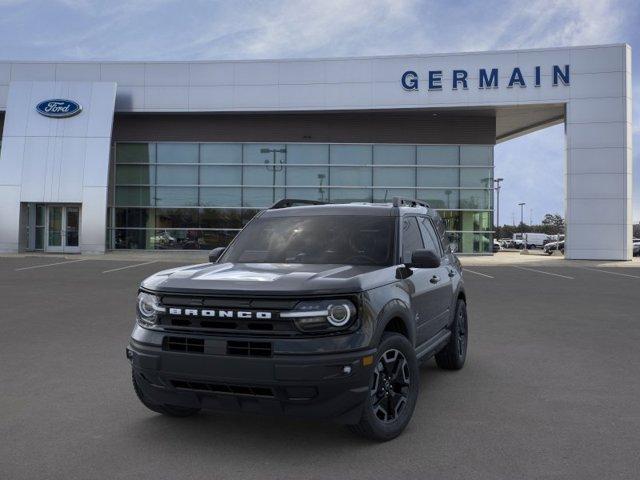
(127, 328), (376, 424)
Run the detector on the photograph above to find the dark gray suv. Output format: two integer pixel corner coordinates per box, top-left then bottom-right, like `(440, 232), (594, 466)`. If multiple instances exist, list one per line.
(127, 197), (468, 441)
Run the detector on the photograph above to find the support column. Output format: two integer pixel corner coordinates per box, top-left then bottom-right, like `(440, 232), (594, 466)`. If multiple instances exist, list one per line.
(564, 45), (632, 260)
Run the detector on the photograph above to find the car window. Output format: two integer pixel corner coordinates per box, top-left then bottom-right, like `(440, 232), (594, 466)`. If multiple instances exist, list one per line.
(401, 217), (424, 264)
(220, 215), (396, 266)
(419, 217), (442, 256)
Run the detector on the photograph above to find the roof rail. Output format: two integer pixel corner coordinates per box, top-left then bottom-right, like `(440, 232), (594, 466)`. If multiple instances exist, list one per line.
(270, 198), (326, 209)
(392, 196), (430, 208)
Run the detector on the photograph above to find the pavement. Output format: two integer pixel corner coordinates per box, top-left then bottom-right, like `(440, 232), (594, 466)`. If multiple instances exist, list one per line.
(1, 254), (639, 479)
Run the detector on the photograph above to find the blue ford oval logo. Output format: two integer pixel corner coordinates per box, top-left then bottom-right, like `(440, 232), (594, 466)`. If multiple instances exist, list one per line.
(36, 99), (82, 118)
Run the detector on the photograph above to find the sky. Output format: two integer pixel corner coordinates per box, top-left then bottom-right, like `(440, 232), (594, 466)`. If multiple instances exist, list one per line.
(0, 0), (638, 225)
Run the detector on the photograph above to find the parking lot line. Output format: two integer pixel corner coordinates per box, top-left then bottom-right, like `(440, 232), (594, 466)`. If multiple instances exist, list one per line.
(14, 259), (87, 271)
(577, 266), (640, 279)
(512, 266), (574, 280)
(102, 260), (158, 274)
(463, 269), (494, 278)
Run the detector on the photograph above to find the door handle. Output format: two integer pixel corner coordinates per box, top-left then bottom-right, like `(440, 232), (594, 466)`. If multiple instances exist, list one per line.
(430, 275), (440, 284)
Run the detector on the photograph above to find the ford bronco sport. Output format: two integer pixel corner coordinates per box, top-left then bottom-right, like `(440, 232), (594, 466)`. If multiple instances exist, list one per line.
(127, 197), (468, 441)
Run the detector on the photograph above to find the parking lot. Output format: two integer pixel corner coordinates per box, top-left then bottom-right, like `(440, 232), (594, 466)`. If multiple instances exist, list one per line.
(1, 254), (640, 480)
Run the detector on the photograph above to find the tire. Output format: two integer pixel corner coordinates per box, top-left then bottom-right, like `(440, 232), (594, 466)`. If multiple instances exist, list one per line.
(348, 333), (420, 441)
(132, 371), (200, 417)
(435, 299), (468, 371)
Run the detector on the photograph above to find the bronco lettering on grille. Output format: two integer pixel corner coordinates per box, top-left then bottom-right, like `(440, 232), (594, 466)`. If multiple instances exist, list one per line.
(167, 308), (272, 319)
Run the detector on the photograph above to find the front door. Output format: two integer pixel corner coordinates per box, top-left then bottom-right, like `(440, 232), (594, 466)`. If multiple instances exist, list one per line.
(46, 205), (80, 253)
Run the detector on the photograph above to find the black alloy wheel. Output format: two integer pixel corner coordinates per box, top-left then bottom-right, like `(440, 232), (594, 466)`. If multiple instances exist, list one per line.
(435, 299), (468, 370)
(371, 349), (411, 423)
(348, 333), (419, 441)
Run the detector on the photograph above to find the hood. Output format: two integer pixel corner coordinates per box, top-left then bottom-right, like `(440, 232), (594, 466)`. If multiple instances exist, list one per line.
(141, 262), (396, 296)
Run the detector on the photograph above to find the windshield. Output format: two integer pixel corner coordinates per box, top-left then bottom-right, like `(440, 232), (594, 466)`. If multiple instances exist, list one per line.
(221, 215), (396, 266)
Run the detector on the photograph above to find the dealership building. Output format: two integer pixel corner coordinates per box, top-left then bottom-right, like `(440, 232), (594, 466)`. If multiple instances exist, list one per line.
(0, 44), (633, 259)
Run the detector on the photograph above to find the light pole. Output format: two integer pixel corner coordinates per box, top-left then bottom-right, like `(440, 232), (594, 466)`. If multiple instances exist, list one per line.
(262, 147), (287, 203)
(494, 178), (503, 228)
(518, 202), (527, 253)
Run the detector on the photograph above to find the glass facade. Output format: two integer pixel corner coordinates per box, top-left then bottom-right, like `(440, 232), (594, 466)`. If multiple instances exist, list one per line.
(109, 142), (494, 253)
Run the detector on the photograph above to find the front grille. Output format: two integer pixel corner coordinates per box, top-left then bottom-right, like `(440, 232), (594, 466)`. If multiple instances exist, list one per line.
(171, 379), (274, 397)
(157, 295), (301, 336)
(226, 340), (272, 357)
(163, 336), (204, 353)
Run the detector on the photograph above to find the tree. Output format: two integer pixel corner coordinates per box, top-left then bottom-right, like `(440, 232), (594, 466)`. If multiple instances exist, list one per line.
(541, 213), (564, 229)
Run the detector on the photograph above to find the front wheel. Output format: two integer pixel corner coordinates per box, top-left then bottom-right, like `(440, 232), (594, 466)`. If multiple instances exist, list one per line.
(348, 333), (420, 441)
(435, 299), (468, 370)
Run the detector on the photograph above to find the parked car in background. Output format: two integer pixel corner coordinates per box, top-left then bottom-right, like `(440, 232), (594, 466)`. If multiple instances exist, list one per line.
(633, 238), (640, 256)
(492, 240), (501, 253)
(513, 232), (552, 249)
(544, 240), (565, 255)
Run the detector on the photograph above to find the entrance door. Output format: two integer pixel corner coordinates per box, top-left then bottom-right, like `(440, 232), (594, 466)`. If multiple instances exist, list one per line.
(45, 205), (81, 253)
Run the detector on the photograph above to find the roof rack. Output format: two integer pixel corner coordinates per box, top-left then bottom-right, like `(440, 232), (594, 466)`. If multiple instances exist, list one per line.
(270, 198), (326, 209)
(392, 196), (430, 208)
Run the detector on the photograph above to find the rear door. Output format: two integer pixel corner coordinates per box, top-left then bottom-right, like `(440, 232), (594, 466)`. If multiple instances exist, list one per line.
(418, 216), (454, 333)
(400, 216), (441, 345)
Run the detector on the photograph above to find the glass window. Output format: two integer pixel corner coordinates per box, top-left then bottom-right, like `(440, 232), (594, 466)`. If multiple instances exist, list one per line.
(199, 209), (244, 229)
(287, 166), (329, 187)
(330, 144), (371, 165)
(243, 187), (285, 208)
(200, 144), (242, 164)
(200, 165), (241, 185)
(437, 211), (461, 231)
(460, 190), (492, 210)
(35, 227), (44, 250)
(116, 165), (154, 185)
(157, 143), (199, 164)
(461, 211), (492, 231)
(417, 168), (458, 188)
(200, 187), (242, 207)
(417, 146), (459, 165)
(115, 186), (155, 207)
(460, 145), (493, 165)
(114, 208), (154, 228)
(330, 166), (371, 187)
(373, 188), (414, 203)
(373, 145), (415, 166)
(417, 189), (459, 209)
(418, 217), (442, 255)
(330, 188), (371, 203)
(155, 187), (198, 206)
(156, 165), (198, 185)
(155, 208), (199, 229)
(287, 144), (328, 165)
(112, 229), (151, 249)
(373, 167), (414, 187)
(244, 144), (286, 187)
(452, 232), (492, 253)
(401, 217), (424, 263)
(286, 187), (327, 202)
(220, 215), (396, 266)
(36, 205), (45, 226)
(116, 143), (155, 164)
(460, 168), (493, 188)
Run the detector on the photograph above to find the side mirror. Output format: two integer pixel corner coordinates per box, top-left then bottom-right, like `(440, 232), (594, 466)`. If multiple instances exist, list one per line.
(208, 247), (225, 263)
(409, 249), (441, 269)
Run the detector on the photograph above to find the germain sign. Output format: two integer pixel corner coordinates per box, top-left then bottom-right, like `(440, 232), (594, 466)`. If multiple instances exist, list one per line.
(401, 65), (570, 91)
(36, 99), (82, 118)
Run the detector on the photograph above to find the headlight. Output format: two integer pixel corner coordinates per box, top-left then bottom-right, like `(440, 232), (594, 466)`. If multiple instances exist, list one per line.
(281, 299), (357, 333)
(136, 292), (164, 327)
